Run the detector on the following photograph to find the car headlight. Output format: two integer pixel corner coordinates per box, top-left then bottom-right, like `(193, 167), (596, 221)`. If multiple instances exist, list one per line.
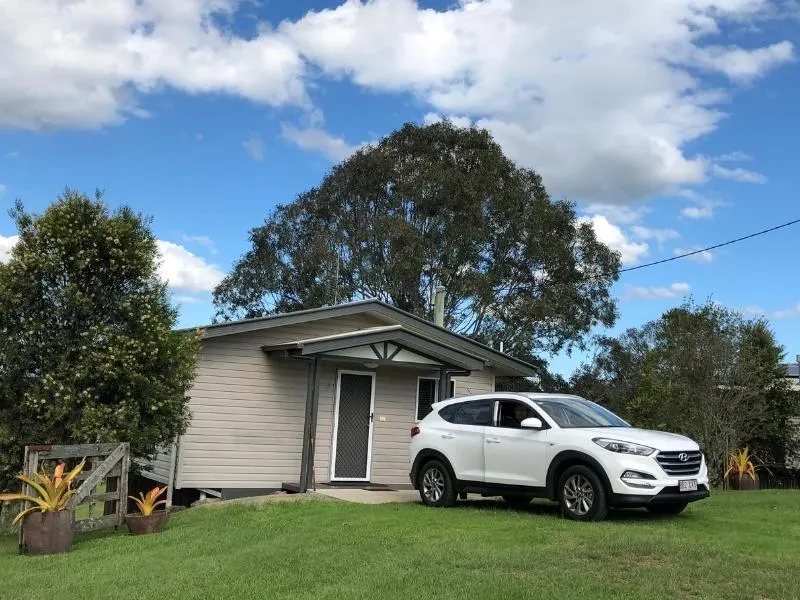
(592, 438), (655, 456)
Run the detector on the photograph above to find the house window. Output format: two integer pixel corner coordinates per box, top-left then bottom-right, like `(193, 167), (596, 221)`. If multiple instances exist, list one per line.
(416, 378), (437, 421)
(416, 377), (459, 421)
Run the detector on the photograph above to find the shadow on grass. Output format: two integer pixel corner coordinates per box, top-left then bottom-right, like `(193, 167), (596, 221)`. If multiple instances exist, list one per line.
(453, 497), (699, 524)
(69, 526), (129, 549)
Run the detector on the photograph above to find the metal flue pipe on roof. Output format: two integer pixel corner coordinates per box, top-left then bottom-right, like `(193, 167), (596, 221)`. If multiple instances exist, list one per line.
(434, 286), (445, 327)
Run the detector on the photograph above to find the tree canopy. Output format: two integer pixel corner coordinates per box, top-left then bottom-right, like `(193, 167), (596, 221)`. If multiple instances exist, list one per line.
(571, 299), (798, 479)
(214, 121), (621, 367)
(0, 190), (199, 491)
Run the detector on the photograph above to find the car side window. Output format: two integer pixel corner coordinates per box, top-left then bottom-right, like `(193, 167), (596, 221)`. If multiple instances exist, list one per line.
(437, 404), (456, 421)
(495, 400), (547, 429)
(439, 400), (493, 426)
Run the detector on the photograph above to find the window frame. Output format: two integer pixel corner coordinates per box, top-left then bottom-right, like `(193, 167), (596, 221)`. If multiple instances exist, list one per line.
(492, 399), (551, 430)
(415, 376), (457, 422)
(415, 376), (439, 422)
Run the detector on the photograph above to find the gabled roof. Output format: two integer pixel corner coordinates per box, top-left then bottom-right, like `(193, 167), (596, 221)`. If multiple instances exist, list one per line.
(185, 299), (536, 377)
(261, 324), (486, 372)
(783, 363), (799, 378)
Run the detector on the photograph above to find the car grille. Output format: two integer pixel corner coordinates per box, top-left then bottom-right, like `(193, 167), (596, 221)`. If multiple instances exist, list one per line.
(656, 451), (702, 476)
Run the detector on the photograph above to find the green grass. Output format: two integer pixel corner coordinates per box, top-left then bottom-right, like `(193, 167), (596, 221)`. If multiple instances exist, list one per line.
(2, 491), (799, 600)
(74, 480), (107, 520)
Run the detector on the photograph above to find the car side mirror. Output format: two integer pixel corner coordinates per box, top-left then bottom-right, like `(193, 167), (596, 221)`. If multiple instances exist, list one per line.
(520, 417), (543, 430)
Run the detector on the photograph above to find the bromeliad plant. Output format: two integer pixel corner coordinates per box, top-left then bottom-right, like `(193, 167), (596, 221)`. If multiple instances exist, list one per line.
(129, 486), (167, 516)
(0, 459), (86, 525)
(724, 447), (770, 490)
(125, 486), (169, 535)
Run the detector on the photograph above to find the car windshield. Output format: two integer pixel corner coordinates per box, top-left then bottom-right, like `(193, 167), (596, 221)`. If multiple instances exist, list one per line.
(533, 397), (629, 429)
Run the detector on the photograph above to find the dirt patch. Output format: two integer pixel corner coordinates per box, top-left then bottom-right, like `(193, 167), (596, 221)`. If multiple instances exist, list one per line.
(193, 491), (336, 509)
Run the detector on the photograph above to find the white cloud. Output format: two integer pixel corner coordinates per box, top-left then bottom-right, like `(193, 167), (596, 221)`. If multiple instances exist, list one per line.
(632, 226), (680, 244)
(0, 235), (19, 262)
(674, 247), (715, 263)
(714, 150), (752, 162)
(0, 235), (222, 293)
(174, 294), (206, 305)
(281, 123), (359, 162)
(681, 205), (714, 219)
(771, 303), (800, 320)
(0, 1), (794, 204)
(242, 136), (264, 162)
(626, 282), (691, 300)
(786, 0), (800, 19)
(743, 304), (766, 316)
(579, 215), (649, 265)
(743, 301), (800, 320)
(690, 41), (795, 82)
(679, 194), (720, 219)
(279, 0), (793, 203)
(582, 204), (652, 225)
(0, 184), (6, 195)
(711, 164), (767, 183)
(0, 0), (308, 130)
(156, 240), (224, 292)
(181, 234), (218, 255)
(4, 151), (18, 158)
(423, 113), (473, 129)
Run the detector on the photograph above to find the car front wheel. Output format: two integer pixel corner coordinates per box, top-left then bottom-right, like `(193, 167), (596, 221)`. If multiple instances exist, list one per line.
(417, 460), (457, 507)
(557, 465), (608, 521)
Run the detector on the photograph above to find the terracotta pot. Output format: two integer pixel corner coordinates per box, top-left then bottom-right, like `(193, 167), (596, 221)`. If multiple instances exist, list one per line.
(125, 511), (169, 535)
(728, 473), (759, 490)
(22, 510), (74, 555)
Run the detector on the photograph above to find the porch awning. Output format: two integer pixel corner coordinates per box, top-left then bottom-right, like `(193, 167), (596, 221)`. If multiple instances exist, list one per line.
(261, 325), (486, 372)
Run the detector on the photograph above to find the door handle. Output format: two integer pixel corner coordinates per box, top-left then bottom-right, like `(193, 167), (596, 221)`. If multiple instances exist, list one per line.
(441, 433), (455, 439)
(486, 438), (501, 444)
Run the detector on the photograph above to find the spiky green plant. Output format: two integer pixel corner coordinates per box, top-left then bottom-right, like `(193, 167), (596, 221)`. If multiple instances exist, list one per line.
(129, 486), (167, 516)
(0, 459), (86, 525)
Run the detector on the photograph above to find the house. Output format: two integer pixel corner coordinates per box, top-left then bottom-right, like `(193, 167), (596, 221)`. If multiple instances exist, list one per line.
(784, 363), (799, 391)
(141, 299), (536, 502)
(782, 362), (800, 470)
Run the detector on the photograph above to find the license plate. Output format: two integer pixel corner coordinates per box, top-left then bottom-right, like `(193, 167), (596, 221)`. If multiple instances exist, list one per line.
(679, 479), (698, 492)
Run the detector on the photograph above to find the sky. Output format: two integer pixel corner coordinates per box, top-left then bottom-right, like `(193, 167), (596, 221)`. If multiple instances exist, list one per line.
(0, 0), (799, 377)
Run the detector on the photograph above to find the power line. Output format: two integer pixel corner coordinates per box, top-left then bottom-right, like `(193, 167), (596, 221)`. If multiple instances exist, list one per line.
(614, 217), (800, 276)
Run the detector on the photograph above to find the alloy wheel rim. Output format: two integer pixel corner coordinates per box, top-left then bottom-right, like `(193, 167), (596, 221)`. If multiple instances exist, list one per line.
(563, 474), (595, 516)
(422, 468), (445, 503)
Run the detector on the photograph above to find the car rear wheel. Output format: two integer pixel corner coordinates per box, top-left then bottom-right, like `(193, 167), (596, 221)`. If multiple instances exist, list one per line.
(646, 502), (688, 516)
(502, 494), (534, 508)
(418, 460), (457, 508)
(557, 465), (608, 522)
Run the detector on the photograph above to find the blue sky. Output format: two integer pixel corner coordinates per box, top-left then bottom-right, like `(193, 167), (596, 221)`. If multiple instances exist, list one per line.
(1, 0), (799, 377)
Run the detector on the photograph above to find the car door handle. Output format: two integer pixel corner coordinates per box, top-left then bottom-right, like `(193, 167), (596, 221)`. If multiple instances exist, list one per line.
(441, 433), (455, 439)
(486, 438), (501, 444)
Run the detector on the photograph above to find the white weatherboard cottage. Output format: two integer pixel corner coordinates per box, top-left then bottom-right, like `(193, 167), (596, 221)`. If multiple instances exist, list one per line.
(142, 299), (536, 500)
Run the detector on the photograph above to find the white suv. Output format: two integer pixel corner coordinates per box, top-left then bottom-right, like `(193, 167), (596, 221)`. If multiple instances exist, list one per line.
(409, 393), (709, 521)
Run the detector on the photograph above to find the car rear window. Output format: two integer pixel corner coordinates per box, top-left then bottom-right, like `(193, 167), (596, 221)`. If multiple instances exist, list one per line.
(438, 400), (493, 426)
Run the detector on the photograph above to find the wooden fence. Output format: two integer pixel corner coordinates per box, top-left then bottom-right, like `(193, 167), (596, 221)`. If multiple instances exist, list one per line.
(20, 442), (130, 549)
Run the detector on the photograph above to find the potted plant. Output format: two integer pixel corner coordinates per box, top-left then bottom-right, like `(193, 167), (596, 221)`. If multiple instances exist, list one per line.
(725, 448), (769, 490)
(0, 459), (86, 555)
(125, 486), (169, 535)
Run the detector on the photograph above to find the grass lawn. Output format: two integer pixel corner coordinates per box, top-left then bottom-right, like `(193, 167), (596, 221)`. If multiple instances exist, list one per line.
(1, 491), (799, 600)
